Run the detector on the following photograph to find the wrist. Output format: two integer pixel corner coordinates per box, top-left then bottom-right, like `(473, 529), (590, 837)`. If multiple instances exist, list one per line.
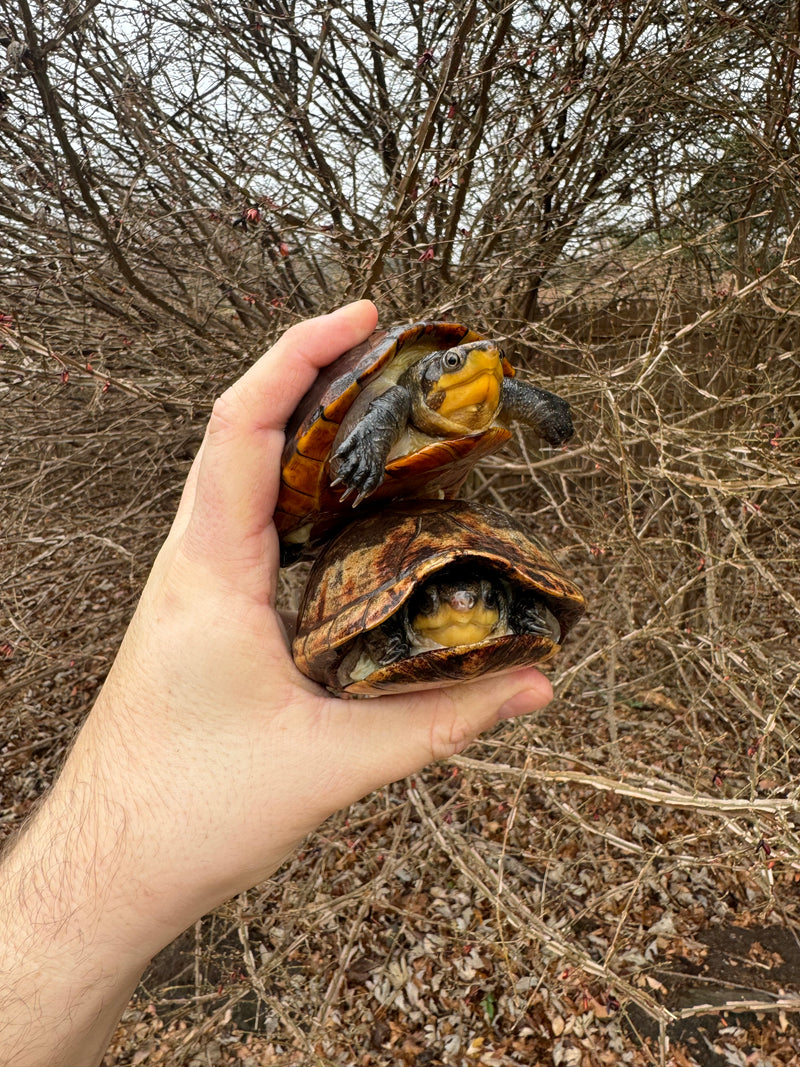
(54, 673), (303, 947)
(7, 770), (163, 971)
(50, 714), (213, 959)
(0, 776), (154, 1067)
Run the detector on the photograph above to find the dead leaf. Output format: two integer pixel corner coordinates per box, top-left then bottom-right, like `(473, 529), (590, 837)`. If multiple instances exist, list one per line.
(633, 689), (683, 712)
(645, 975), (668, 994)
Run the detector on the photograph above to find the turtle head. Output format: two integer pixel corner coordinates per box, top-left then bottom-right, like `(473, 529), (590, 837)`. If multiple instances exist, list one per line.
(405, 340), (505, 436)
(405, 563), (508, 651)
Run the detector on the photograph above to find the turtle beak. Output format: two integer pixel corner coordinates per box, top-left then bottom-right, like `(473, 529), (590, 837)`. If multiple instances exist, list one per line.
(449, 589), (477, 612)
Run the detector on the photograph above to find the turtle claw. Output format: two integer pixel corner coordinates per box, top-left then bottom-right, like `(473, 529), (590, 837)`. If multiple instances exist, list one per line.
(335, 481), (357, 503)
(334, 480), (375, 508)
(330, 434), (386, 504)
(510, 597), (561, 642)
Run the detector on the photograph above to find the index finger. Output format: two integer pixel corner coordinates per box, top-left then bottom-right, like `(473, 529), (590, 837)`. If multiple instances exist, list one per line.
(182, 300), (378, 567)
(228, 300), (379, 432)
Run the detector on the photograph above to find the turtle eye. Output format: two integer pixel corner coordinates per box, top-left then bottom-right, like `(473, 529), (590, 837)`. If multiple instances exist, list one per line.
(441, 349), (464, 371)
(414, 586), (438, 615)
(483, 585), (497, 608)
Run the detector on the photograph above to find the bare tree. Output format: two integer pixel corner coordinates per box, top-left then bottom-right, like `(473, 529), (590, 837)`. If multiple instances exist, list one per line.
(2, 0), (797, 355)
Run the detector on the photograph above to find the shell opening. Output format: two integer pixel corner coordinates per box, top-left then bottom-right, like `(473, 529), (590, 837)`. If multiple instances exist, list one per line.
(338, 561), (565, 689)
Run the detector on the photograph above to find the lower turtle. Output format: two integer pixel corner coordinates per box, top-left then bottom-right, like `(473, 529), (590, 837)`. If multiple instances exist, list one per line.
(291, 499), (586, 697)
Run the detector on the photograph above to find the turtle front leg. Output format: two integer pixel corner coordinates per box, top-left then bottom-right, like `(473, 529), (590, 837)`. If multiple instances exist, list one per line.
(501, 377), (573, 447)
(365, 616), (410, 666)
(509, 595), (561, 642)
(330, 384), (412, 505)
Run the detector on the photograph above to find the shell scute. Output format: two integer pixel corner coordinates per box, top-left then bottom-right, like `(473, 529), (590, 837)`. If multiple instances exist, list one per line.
(344, 634), (556, 696)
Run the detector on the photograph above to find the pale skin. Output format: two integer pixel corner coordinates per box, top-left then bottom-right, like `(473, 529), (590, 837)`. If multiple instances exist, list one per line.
(0, 301), (553, 1067)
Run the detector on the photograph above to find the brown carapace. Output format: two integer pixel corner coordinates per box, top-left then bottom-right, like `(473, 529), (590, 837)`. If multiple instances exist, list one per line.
(292, 500), (586, 697)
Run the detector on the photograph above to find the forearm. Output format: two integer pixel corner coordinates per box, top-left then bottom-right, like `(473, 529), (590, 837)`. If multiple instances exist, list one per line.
(0, 627), (300, 1067)
(0, 769), (154, 1067)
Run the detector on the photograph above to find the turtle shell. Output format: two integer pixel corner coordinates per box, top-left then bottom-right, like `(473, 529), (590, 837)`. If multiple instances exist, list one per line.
(292, 499), (586, 697)
(275, 321), (514, 559)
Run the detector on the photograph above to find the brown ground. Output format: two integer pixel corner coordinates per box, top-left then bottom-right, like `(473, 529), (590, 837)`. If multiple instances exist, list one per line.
(2, 288), (799, 1066)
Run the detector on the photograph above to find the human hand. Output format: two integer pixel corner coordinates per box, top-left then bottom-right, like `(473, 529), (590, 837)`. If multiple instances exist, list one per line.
(65, 299), (550, 939)
(0, 302), (552, 1066)
(70, 300), (552, 934)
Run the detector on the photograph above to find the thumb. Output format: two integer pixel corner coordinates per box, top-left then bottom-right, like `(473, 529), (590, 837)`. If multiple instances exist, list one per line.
(336, 667), (553, 793)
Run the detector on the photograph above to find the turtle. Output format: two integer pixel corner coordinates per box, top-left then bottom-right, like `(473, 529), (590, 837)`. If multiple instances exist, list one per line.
(276, 321), (574, 560)
(291, 499), (586, 697)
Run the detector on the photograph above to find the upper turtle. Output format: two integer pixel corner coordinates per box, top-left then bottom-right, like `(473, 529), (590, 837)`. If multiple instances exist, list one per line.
(276, 321), (573, 560)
